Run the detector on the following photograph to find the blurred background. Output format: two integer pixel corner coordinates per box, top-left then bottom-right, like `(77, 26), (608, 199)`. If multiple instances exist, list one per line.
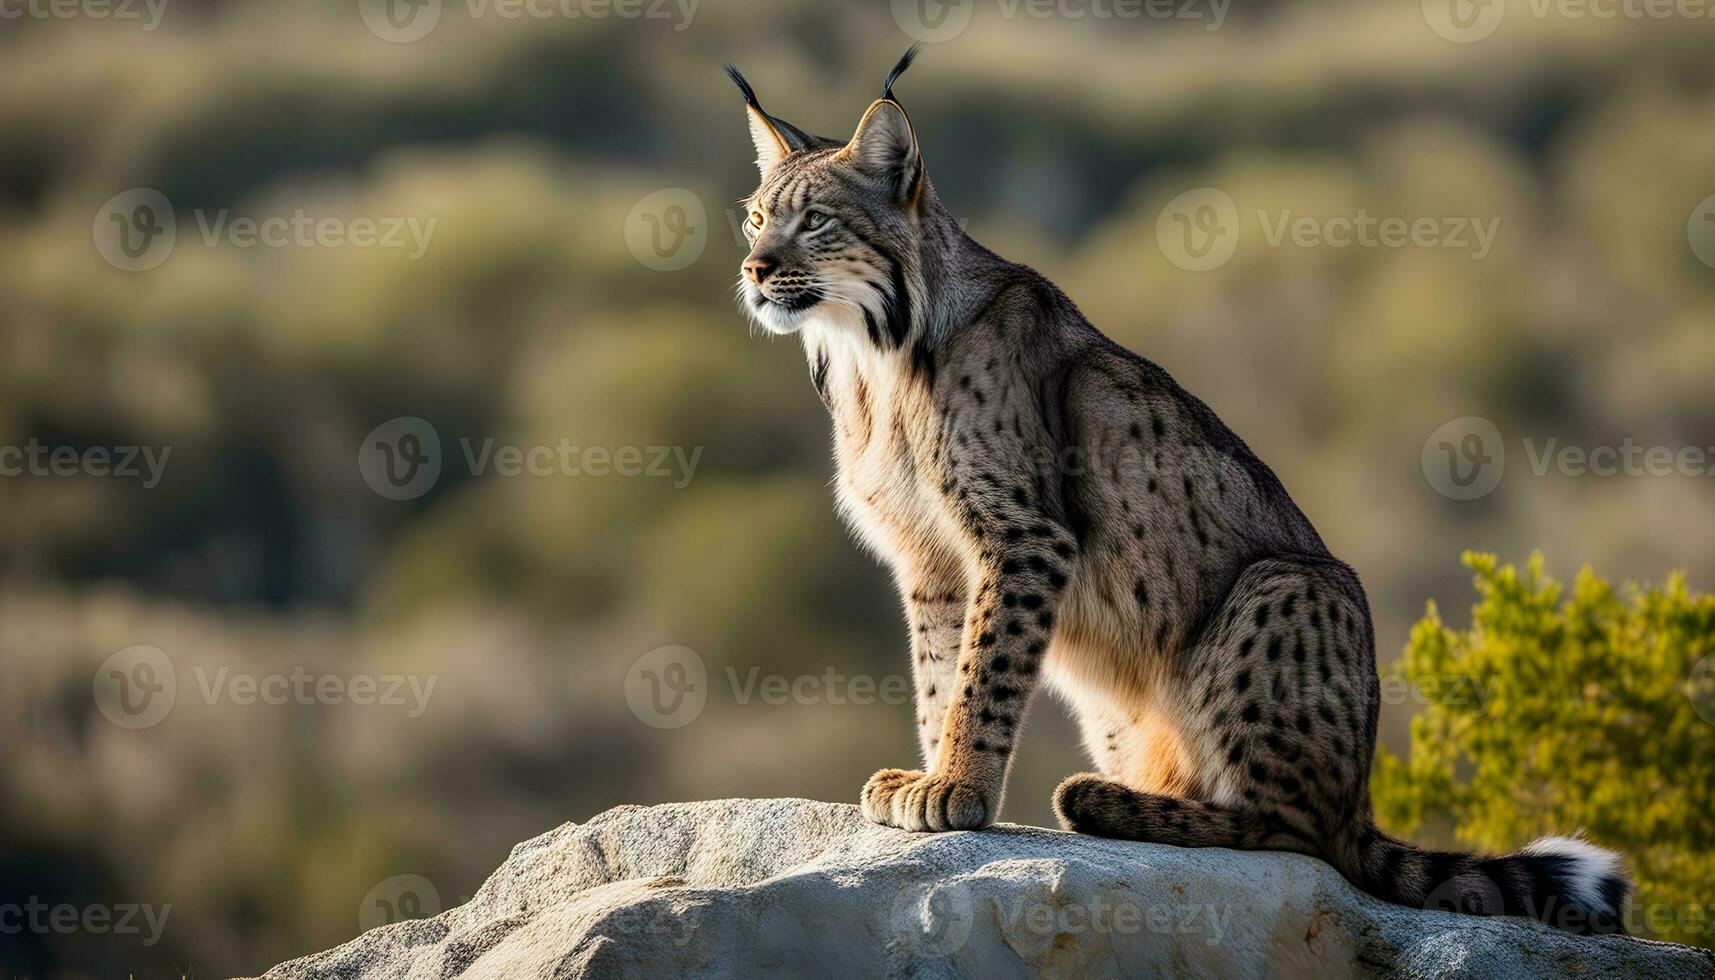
(3, 0), (1715, 975)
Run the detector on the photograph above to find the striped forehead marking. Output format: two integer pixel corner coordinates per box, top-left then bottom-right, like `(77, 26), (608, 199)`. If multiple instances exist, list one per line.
(759, 149), (843, 214)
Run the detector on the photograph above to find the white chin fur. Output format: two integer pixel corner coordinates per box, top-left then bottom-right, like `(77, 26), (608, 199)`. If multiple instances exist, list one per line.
(743, 293), (812, 335)
(1520, 834), (1627, 912)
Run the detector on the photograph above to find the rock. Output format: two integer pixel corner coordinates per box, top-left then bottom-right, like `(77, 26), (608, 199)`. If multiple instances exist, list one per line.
(253, 798), (1715, 979)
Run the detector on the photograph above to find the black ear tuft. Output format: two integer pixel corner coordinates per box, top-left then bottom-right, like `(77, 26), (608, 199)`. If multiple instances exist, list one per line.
(882, 44), (921, 102)
(724, 63), (762, 110)
(725, 62), (823, 154)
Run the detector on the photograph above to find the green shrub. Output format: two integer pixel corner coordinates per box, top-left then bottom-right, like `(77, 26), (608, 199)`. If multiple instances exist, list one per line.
(1373, 553), (1715, 947)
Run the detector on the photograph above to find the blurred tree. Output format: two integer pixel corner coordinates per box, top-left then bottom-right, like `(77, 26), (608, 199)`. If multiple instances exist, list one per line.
(1374, 553), (1715, 948)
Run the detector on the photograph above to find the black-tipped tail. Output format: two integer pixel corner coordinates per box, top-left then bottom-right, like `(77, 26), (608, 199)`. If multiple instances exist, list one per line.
(1343, 827), (1632, 935)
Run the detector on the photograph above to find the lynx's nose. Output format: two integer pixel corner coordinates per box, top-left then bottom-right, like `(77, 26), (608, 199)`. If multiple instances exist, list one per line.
(743, 255), (776, 285)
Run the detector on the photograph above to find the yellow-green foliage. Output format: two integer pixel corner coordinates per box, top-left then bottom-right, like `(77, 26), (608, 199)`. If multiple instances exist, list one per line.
(1374, 553), (1715, 947)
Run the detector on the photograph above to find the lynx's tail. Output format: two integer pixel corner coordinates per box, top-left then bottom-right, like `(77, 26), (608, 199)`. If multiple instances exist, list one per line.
(1338, 827), (1631, 936)
(1053, 774), (1631, 935)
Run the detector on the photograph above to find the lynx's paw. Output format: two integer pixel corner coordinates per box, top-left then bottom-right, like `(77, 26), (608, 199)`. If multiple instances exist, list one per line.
(861, 767), (995, 832)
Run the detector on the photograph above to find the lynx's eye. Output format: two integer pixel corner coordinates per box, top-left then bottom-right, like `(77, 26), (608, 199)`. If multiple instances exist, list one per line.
(802, 209), (830, 231)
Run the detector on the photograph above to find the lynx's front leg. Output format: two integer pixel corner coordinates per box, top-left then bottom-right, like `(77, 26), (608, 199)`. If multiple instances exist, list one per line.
(900, 563), (967, 765)
(863, 412), (1076, 831)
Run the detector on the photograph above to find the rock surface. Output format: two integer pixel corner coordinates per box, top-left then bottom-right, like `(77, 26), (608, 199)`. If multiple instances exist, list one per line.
(254, 798), (1714, 979)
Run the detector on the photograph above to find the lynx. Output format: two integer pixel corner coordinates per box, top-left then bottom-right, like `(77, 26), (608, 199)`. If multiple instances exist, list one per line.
(725, 48), (1630, 934)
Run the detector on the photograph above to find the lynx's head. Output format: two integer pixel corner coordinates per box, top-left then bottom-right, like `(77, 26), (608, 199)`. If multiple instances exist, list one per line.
(726, 48), (937, 345)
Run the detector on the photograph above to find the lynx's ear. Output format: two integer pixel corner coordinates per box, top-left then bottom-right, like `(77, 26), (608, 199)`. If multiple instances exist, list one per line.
(725, 63), (818, 179)
(841, 46), (924, 202)
(843, 99), (921, 200)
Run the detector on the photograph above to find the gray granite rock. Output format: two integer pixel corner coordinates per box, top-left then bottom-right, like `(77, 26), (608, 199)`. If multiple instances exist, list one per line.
(253, 798), (1715, 979)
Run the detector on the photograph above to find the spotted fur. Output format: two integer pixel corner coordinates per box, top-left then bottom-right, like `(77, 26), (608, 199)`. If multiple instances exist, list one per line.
(725, 51), (1631, 936)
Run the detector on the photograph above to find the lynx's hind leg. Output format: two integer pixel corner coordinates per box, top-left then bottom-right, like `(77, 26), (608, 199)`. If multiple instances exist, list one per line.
(1057, 555), (1377, 858)
(1053, 773), (1317, 855)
